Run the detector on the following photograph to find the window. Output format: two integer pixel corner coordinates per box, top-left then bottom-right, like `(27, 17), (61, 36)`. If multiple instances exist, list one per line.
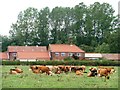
(77, 53), (81, 57)
(61, 53), (66, 56)
(12, 53), (16, 57)
(55, 53), (59, 56)
(69, 53), (73, 56)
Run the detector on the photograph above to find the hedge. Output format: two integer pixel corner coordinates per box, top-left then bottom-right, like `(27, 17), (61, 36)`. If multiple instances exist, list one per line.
(1, 60), (120, 66)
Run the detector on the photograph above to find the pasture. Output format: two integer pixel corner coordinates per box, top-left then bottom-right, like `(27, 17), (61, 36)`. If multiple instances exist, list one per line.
(2, 65), (119, 88)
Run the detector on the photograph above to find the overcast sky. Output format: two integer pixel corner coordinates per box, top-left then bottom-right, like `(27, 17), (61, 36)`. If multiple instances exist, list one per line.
(0, 0), (119, 36)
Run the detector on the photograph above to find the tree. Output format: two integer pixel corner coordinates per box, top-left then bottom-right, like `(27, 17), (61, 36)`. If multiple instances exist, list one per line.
(49, 7), (74, 44)
(36, 7), (50, 46)
(9, 7), (39, 46)
(95, 43), (110, 53)
(0, 35), (11, 52)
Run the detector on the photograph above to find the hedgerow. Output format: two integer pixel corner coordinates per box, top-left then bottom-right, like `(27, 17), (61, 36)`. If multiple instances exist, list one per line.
(2, 60), (119, 66)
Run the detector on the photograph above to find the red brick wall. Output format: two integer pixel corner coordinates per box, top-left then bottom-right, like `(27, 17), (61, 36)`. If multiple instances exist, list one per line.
(51, 52), (85, 60)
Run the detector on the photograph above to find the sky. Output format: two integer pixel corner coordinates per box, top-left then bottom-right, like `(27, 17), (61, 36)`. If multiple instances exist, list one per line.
(0, 0), (119, 36)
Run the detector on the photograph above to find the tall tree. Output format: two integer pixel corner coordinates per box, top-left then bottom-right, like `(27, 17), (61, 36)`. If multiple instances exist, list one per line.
(0, 35), (11, 52)
(9, 7), (39, 46)
(36, 7), (50, 46)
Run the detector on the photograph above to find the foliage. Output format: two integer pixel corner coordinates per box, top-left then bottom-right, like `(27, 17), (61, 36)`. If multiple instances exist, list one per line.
(1, 2), (119, 53)
(95, 43), (110, 53)
(64, 57), (74, 61)
(80, 44), (94, 52)
(0, 35), (11, 52)
(2, 60), (119, 66)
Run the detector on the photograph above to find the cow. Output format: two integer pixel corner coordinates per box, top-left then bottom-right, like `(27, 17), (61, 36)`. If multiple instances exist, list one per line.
(30, 65), (53, 75)
(58, 65), (70, 73)
(80, 65), (86, 73)
(9, 69), (18, 74)
(71, 65), (86, 73)
(97, 68), (110, 81)
(87, 67), (97, 77)
(14, 67), (23, 73)
(76, 70), (83, 75)
(98, 66), (115, 74)
(9, 67), (23, 74)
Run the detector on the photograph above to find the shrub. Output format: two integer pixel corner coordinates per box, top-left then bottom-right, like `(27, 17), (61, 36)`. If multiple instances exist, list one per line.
(2, 60), (119, 66)
(64, 57), (74, 61)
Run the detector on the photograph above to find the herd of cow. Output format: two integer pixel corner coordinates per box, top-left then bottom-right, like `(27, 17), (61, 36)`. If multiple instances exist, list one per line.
(9, 65), (116, 81)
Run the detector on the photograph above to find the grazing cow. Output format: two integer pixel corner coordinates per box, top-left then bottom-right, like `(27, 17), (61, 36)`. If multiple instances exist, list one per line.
(76, 70), (83, 75)
(97, 68), (110, 81)
(98, 66), (115, 74)
(87, 67), (97, 77)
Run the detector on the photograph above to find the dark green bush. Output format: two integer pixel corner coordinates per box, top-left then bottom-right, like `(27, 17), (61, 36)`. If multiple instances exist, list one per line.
(64, 57), (74, 61)
(2, 60), (20, 65)
(2, 60), (119, 66)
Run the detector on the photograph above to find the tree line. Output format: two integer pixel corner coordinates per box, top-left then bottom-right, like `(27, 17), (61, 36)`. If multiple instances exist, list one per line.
(1, 2), (119, 53)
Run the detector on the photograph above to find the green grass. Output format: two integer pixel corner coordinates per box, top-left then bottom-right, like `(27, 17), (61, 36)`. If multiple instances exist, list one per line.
(2, 65), (119, 88)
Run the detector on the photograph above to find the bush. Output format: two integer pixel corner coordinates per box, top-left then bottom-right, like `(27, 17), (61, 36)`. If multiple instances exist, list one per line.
(64, 57), (74, 61)
(2, 60), (119, 66)
(2, 60), (20, 65)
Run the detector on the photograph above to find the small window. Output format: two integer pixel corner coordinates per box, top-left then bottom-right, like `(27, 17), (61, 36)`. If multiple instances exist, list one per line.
(69, 53), (73, 56)
(55, 53), (59, 56)
(61, 53), (66, 56)
(77, 53), (81, 57)
(12, 53), (16, 57)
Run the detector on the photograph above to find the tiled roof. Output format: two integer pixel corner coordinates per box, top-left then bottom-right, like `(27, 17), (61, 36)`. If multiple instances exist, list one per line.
(17, 52), (50, 60)
(49, 44), (85, 52)
(8, 46), (47, 52)
(0, 52), (9, 60)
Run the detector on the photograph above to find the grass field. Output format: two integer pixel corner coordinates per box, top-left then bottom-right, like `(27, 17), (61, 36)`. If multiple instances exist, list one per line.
(2, 65), (119, 88)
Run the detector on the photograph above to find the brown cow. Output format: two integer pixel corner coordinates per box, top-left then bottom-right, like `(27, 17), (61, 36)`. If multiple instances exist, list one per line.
(97, 68), (110, 81)
(76, 70), (83, 75)
(9, 67), (23, 74)
(98, 66), (115, 74)
(58, 65), (70, 73)
(71, 65), (86, 73)
(30, 65), (53, 75)
(87, 67), (97, 77)
(15, 67), (23, 73)
(9, 69), (18, 74)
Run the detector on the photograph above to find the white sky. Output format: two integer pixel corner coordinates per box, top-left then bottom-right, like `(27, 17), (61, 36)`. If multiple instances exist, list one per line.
(0, 0), (119, 36)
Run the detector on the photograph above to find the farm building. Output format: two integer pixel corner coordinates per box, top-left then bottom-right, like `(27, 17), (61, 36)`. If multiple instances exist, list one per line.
(102, 54), (119, 60)
(0, 44), (119, 61)
(85, 53), (120, 60)
(85, 53), (102, 60)
(48, 44), (85, 60)
(0, 52), (9, 60)
(7, 46), (50, 61)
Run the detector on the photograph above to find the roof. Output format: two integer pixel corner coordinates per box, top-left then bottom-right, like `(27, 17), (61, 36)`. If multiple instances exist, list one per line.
(17, 52), (50, 60)
(0, 52), (9, 60)
(102, 54), (120, 60)
(49, 44), (85, 53)
(8, 46), (47, 52)
(85, 53), (102, 58)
